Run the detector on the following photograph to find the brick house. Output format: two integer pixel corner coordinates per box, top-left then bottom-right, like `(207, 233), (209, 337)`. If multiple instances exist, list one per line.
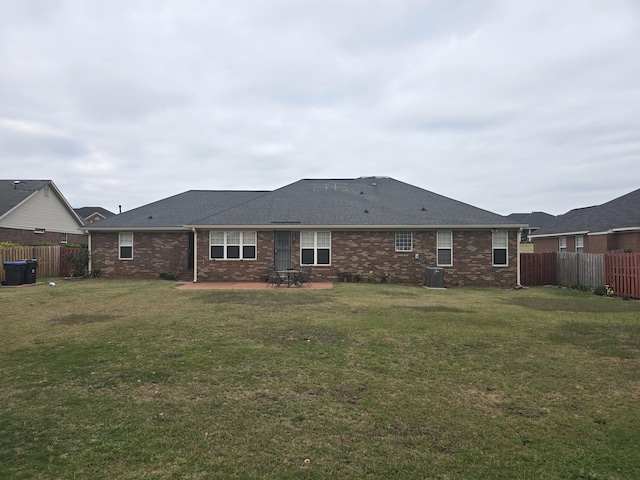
(0, 179), (86, 245)
(85, 177), (526, 287)
(530, 187), (640, 254)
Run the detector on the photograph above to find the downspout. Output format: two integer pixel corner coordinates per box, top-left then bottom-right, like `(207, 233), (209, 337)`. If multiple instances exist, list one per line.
(88, 233), (92, 274)
(516, 228), (522, 287)
(192, 228), (198, 283)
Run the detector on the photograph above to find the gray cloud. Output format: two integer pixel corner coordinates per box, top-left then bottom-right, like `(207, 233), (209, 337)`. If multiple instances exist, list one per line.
(1, 0), (639, 215)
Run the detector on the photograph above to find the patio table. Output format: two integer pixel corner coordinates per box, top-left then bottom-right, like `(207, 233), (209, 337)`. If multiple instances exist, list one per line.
(276, 270), (301, 287)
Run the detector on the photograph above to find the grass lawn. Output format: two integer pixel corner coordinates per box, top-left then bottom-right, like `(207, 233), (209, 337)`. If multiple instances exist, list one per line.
(1, 280), (639, 479)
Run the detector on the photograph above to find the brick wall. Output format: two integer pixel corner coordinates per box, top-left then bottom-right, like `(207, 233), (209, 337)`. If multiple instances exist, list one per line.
(535, 233), (639, 254)
(0, 227), (86, 246)
(92, 229), (519, 287)
(611, 232), (640, 252)
(90, 231), (192, 279)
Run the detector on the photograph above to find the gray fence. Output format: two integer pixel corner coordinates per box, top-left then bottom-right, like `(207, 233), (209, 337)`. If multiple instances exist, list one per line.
(556, 253), (605, 287)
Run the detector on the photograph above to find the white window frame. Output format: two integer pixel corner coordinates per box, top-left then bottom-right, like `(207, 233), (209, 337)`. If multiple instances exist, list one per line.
(209, 231), (257, 260)
(395, 231), (413, 252)
(492, 230), (508, 266)
(559, 236), (567, 253)
(119, 232), (133, 260)
(575, 235), (584, 254)
(437, 231), (453, 266)
(300, 231), (331, 266)
(60, 233), (68, 244)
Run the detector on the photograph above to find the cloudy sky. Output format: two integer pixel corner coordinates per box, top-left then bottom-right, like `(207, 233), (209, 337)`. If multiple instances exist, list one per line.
(1, 0), (639, 216)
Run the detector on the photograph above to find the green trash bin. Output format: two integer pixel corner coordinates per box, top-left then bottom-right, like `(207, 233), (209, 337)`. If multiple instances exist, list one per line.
(3, 261), (27, 286)
(24, 259), (38, 284)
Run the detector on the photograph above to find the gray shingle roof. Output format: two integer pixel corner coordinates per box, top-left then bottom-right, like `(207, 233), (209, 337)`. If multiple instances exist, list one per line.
(505, 211), (556, 229)
(531, 188), (640, 236)
(86, 178), (523, 231)
(74, 207), (116, 220)
(86, 190), (267, 229)
(0, 180), (51, 217)
(191, 177), (516, 227)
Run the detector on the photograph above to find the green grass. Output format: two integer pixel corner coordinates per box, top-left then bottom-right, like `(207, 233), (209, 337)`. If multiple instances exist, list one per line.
(1, 280), (639, 479)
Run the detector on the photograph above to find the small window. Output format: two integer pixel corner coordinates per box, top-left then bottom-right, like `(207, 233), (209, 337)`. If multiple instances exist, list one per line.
(61, 233), (68, 244)
(576, 235), (584, 254)
(301, 231), (331, 266)
(209, 231), (257, 260)
(395, 231), (412, 252)
(492, 230), (508, 266)
(119, 232), (133, 260)
(437, 231), (453, 266)
(559, 237), (567, 253)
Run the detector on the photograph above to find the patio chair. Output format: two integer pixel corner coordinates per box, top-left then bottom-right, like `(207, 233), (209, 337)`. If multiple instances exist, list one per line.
(297, 265), (312, 288)
(266, 266), (284, 287)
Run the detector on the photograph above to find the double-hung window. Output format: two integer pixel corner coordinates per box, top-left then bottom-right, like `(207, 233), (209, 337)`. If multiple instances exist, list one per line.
(210, 231), (257, 260)
(301, 231), (331, 265)
(492, 230), (508, 266)
(60, 233), (68, 244)
(559, 237), (567, 252)
(575, 235), (584, 254)
(437, 231), (453, 266)
(395, 231), (412, 252)
(119, 232), (133, 260)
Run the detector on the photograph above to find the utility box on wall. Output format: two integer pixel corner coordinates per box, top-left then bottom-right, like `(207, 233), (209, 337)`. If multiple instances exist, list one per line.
(425, 267), (445, 288)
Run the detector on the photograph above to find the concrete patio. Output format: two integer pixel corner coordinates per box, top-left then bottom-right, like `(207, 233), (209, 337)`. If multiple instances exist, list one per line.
(176, 282), (334, 290)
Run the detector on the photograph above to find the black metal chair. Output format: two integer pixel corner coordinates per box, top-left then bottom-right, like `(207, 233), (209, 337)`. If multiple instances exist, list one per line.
(266, 266), (284, 287)
(297, 266), (312, 288)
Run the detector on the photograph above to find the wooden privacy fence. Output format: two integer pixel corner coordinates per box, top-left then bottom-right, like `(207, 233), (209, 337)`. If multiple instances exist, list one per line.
(520, 252), (557, 286)
(521, 252), (640, 299)
(606, 253), (640, 300)
(0, 246), (81, 283)
(557, 253), (604, 287)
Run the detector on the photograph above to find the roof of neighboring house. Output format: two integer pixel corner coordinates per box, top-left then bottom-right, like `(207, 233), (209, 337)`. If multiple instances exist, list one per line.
(0, 179), (83, 226)
(0, 180), (51, 217)
(530, 188), (640, 237)
(74, 207), (116, 220)
(86, 178), (524, 231)
(505, 211), (556, 229)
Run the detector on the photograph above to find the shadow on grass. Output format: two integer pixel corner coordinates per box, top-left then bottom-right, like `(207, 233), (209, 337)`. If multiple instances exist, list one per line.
(548, 321), (640, 359)
(50, 313), (117, 325)
(198, 290), (333, 307)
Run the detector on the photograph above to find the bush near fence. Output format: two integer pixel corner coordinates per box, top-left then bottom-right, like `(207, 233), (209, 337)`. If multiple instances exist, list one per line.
(521, 252), (640, 299)
(0, 246), (81, 283)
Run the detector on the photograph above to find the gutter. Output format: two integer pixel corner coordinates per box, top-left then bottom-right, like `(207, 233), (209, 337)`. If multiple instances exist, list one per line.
(529, 230), (589, 239)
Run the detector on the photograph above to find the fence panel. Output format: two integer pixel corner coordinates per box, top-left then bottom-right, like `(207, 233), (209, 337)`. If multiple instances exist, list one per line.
(1, 246), (71, 282)
(606, 253), (640, 299)
(578, 253), (604, 287)
(557, 253), (578, 286)
(520, 252), (557, 286)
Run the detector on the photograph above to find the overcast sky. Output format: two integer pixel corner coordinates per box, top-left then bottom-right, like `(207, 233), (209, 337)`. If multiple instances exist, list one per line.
(1, 0), (639, 216)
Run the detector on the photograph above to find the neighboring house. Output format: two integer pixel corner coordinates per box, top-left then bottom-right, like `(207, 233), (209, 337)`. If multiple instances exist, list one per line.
(74, 207), (116, 224)
(530, 188), (640, 254)
(85, 177), (527, 287)
(0, 180), (86, 245)
(505, 212), (556, 242)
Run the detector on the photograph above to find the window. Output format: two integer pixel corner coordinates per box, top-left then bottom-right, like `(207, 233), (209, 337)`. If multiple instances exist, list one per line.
(492, 230), (508, 266)
(210, 231), (257, 260)
(576, 235), (584, 254)
(395, 231), (413, 252)
(559, 237), (567, 252)
(437, 231), (453, 266)
(301, 231), (331, 265)
(119, 232), (133, 260)
(61, 233), (68, 244)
